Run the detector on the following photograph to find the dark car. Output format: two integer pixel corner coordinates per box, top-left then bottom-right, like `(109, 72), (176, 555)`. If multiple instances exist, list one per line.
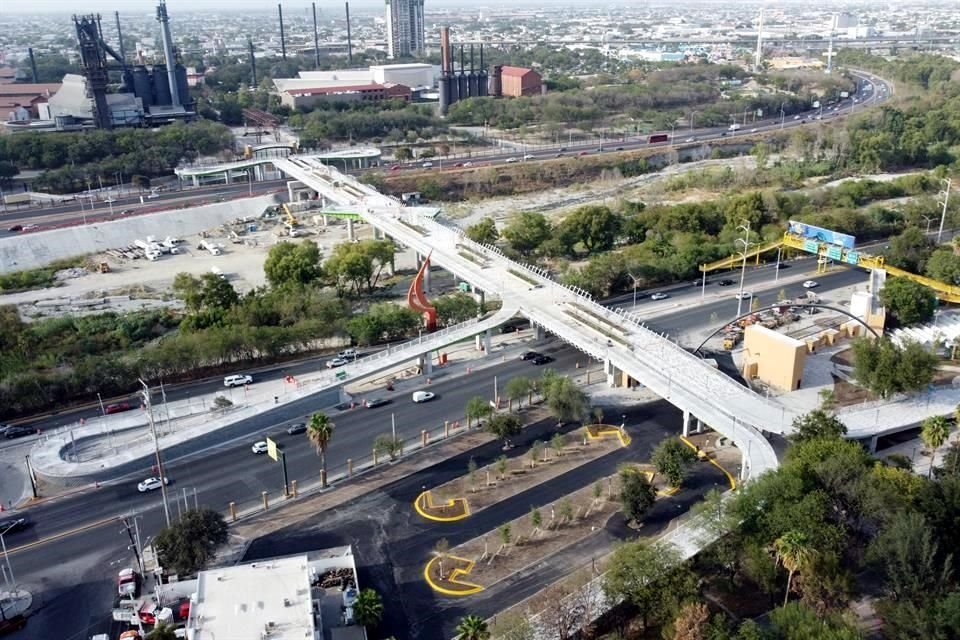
(520, 351), (542, 361)
(105, 402), (132, 414)
(717, 279), (735, 286)
(286, 422), (307, 435)
(0, 514), (32, 534)
(615, 146), (624, 151)
(365, 398), (390, 408)
(7, 225), (23, 233)
(531, 355), (554, 366)
(4, 425), (35, 440)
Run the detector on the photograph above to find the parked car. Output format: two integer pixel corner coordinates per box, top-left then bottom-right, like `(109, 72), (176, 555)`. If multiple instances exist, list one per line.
(651, 292), (670, 300)
(412, 391), (435, 403)
(224, 374), (253, 387)
(4, 425), (35, 439)
(286, 422), (307, 435)
(803, 280), (819, 289)
(366, 398), (390, 408)
(0, 514), (31, 534)
(252, 441), (269, 454)
(520, 351), (542, 361)
(117, 567), (139, 597)
(137, 477), (168, 493)
(716, 279), (734, 286)
(421, 161), (433, 168)
(531, 355), (554, 365)
(105, 402), (132, 415)
(326, 357), (348, 368)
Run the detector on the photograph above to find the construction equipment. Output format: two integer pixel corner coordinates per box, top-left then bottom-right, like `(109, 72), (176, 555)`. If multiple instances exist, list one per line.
(282, 202), (298, 227)
(98, 262), (110, 273)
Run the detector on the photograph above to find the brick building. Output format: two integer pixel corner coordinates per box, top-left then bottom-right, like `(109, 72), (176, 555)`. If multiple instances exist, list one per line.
(490, 66), (543, 98)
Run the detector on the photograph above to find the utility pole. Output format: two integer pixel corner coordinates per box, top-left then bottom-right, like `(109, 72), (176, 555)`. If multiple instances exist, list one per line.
(140, 379), (171, 527)
(735, 221), (752, 317)
(938, 178), (952, 244)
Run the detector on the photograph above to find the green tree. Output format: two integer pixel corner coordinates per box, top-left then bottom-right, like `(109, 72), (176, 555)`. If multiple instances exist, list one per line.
(496, 455), (508, 479)
(465, 395), (493, 428)
(925, 248), (960, 285)
(455, 614), (491, 640)
(263, 240), (323, 287)
(768, 603), (862, 640)
(433, 292), (479, 326)
(353, 588), (384, 627)
(852, 337), (936, 397)
(559, 205), (623, 253)
(603, 540), (693, 631)
(307, 412), (335, 487)
(651, 437), (698, 487)
(790, 410), (848, 442)
(921, 415), (952, 477)
(619, 466), (657, 524)
(146, 622), (178, 640)
(505, 376), (532, 410)
(486, 413), (522, 446)
(550, 432), (566, 457)
(394, 147), (413, 162)
(0, 161), (20, 185)
(374, 433), (403, 461)
(154, 508), (229, 575)
(887, 227), (931, 272)
(347, 303), (420, 345)
(499, 523), (512, 546)
(465, 217), (500, 245)
(879, 278), (937, 326)
(544, 375), (588, 425)
(502, 211), (552, 255)
(774, 531), (816, 606)
(530, 506), (542, 530)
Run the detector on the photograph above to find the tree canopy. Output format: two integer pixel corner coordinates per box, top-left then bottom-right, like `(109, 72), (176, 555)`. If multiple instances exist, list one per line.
(154, 508), (229, 575)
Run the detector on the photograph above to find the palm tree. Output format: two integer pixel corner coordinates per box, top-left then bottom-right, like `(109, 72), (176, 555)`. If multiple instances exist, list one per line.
(307, 412), (335, 487)
(921, 415), (952, 477)
(455, 614), (490, 640)
(146, 622), (178, 640)
(774, 531), (815, 606)
(353, 588), (384, 627)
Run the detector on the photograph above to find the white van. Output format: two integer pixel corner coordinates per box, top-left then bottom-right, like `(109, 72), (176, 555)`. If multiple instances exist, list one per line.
(224, 374), (253, 387)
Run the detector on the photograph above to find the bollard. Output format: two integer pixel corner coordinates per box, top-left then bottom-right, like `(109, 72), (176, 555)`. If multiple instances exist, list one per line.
(576, 362), (581, 368)
(347, 458), (353, 477)
(291, 480), (298, 498)
(283, 483), (290, 499)
(373, 448), (379, 465)
(427, 378), (432, 384)
(320, 469), (327, 488)
(421, 430), (428, 447)
(229, 501), (237, 522)
(261, 491), (269, 511)
(444, 420), (450, 438)
(586, 371), (591, 384)
(467, 367), (472, 374)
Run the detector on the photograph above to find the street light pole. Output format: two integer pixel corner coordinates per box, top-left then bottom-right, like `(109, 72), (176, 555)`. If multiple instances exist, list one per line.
(774, 246), (782, 283)
(139, 379), (171, 527)
(922, 215), (934, 235)
(627, 272), (640, 309)
(937, 178), (952, 244)
(735, 221), (752, 317)
(0, 524), (16, 587)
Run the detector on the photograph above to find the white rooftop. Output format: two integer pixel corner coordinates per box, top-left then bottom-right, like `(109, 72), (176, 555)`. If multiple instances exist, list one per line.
(187, 554), (316, 640)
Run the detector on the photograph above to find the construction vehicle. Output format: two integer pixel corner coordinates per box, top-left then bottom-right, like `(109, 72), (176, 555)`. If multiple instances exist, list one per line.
(98, 262), (110, 273)
(199, 240), (223, 256)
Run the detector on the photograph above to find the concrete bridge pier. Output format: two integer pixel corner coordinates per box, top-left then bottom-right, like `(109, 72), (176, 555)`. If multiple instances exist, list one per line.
(533, 325), (546, 342)
(191, 175), (199, 187)
(605, 360), (623, 388)
(472, 287), (485, 314)
(225, 170), (232, 185)
(347, 219), (355, 241)
(373, 226), (384, 240)
(254, 164), (264, 181)
(417, 354), (433, 376)
(474, 328), (493, 352)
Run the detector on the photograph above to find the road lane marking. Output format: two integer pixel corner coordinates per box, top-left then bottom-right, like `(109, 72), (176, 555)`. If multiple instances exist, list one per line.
(6, 516), (119, 555)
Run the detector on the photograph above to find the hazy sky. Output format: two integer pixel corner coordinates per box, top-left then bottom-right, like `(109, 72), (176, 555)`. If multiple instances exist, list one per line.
(1, 0), (394, 14)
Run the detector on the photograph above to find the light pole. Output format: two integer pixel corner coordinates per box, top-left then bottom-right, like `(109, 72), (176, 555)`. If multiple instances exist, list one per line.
(735, 221), (752, 317)
(139, 379), (171, 527)
(779, 103), (786, 129)
(774, 246), (783, 283)
(627, 272), (641, 308)
(0, 523), (16, 587)
(922, 215), (934, 235)
(937, 178), (952, 244)
(689, 110), (698, 132)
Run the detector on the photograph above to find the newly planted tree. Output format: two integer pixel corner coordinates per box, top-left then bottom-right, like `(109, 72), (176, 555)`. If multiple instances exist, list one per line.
(505, 376), (533, 410)
(455, 615), (491, 640)
(465, 395), (493, 428)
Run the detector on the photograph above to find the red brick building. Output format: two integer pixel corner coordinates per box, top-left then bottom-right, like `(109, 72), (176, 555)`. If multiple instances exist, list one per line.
(280, 82), (411, 109)
(492, 66), (543, 98)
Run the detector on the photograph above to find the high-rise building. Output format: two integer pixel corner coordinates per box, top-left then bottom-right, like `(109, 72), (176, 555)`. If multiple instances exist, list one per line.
(385, 0), (425, 59)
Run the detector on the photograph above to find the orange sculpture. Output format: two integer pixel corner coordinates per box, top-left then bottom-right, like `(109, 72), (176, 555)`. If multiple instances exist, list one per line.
(408, 252), (438, 331)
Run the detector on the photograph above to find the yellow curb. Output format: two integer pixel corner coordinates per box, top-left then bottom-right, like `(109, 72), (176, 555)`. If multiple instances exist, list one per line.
(423, 554), (484, 596)
(6, 516), (119, 555)
(680, 436), (737, 491)
(413, 491), (471, 522)
(586, 424), (631, 447)
(623, 465), (680, 496)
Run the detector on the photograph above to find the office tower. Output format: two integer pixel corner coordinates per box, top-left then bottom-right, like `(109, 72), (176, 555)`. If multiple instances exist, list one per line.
(385, 0), (424, 59)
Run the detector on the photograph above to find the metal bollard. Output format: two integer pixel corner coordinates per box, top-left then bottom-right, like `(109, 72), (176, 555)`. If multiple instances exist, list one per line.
(347, 458), (353, 476)
(291, 480), (298, 498)
(261, 491), (269, 510)
(421, 430), (428, 447)
(229, 501), (237, 522)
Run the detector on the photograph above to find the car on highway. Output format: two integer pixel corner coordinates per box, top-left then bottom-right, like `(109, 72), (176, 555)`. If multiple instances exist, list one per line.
(0, 514), (32, 534)
(555, 152), (565, 157)
(252, 441), (269, 454)
(716, 279), (735, 286)
(734, 291), (753, 299)
(412, 391), (435, 403)
(684, 137), (696, 143)
(137, 477), (169, 493)
(326, 357), (349, 368)
(4, 425), (35, 439)
(504, 157), (519, 163)
(520, 351), (542, 361)
(578, 151), (589, 156)
(531, 355), (554, 365)
(389, 165), (401, 172)
(523, 154), (534, 160)
(421, 161), (433, 168)
(366, 398), (390, 408)
(749, 128), (757, 133)
(105, 402), (132, 414)
(286, 422), (307, 435)
(803, 280), (819, 288)
(794, 115), (801, 120)
(7, 224), (22, 232)
(224, 374), (253, 387)
(615, 146), (624, 151)
(463, 161), (473, 167)
(650, 292), (670, 300)
(338, 348), (359, 359)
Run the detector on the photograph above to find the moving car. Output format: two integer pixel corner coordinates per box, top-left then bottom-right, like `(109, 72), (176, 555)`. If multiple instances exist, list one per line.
(412, 391), (435, 403)
(523, 154), (534, 160)
(286, 422), (307, 435)
(578, 151), (589, 156)
(716, 279), (734, 286)
(505, 157), (519, 163)
(326, 357), (348, 368)
(4, 425), (35, 439)
(338, 348), (359, 359)
(7, 225), (22, 232)
(650, 292), (670, 300)
(734, 291), (753, 299)
(252, 441), (269, 454)
(117, 567), (139, 597)
(520, 351), (542, 361)
(365, 398), (389, 408)
(421, 161), (433, 168)
(803, 280), (819, 289)
(105, 402), (132, 415)
(531, 355), (554, 365)
(137, 477), (168, 493)
(0, 514), (31, 534)
(224, 374), (253, 387)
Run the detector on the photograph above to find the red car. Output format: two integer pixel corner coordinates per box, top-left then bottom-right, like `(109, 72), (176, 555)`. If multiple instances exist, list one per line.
(389, 165), (401, 172)
(105, 402), (132, 415)
(578, 151), (589, 156)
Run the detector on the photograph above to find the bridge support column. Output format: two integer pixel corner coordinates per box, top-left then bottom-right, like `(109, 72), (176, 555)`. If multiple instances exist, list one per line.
(533, 325), (546, 342)
(695, 418), (704, 434)
(192, 175), (199, 188)
(347, 218), (355, 241)
(605, 360), (623, 388)
(418, 354), (433, 376)
(868, 434), (879, 454)
(484, 329), (492, 354)
(255, 165), (264, 181)
(682, 411), (691, 437)
(473, 288), (485, 313)
(373, 226), (384, 240)
(224, 170), (232, 185)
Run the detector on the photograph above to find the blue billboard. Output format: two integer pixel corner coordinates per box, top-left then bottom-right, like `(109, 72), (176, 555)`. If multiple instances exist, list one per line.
(788, 220), (856, 250)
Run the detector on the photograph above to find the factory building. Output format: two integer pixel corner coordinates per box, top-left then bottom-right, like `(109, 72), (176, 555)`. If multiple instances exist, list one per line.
(280, 82), (411, 109)
(275, 63), (432, 108)
(490, 65), (543, 98)
(385, 0), (425, 59)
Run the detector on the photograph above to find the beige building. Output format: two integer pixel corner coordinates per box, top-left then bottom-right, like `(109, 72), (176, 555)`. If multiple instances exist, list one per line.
(742, 324), (806, 392)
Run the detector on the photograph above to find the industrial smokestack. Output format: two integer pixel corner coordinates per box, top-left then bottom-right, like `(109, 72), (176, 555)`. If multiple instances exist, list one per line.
(478, 44), (487, 96)
(248, 36), (257, 87)
(114, 12), (127, 69)
(345, 2), (354, 64)
(439, 27), (451, 114)
(312, 3), (320, 68)
(754, 9), (764, 71)
(156, 0), (181, 107)
(28, 48), (38, 84)
(278, 3), (287, 60)
(458, 45), (468, 102)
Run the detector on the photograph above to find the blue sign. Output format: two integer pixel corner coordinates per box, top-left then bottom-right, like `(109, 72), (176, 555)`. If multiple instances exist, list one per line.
(804, 240), (819, 253)
(845, 251), (859, 265)
(826, 246), (843, 261)
(788, 220), (856, 250)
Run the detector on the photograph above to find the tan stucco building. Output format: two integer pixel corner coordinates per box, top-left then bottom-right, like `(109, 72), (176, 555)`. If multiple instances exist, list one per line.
(742, 324), (807, 392)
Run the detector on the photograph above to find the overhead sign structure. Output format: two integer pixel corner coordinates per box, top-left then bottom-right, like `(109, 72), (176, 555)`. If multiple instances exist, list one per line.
(267, 437), (280, 462)
(788, 220), (856, 250)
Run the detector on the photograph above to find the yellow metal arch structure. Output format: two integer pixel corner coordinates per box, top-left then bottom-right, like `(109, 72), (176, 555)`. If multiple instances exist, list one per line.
(699, 239), (785, 273)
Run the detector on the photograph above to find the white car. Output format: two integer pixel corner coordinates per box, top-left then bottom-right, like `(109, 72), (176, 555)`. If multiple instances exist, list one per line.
(137, 477), (168, 493)
(421, 161), (433, 168)
(803, 280), (819, 289)
(750, 128), (757, 133)
(684, 137), (696, 143)
(326, 357), (348, 368)
(412, 391), (436, 403)
(252, 441), (269, 454)
(338, 348), (358, 359)
(523, 154), (534, 160)
(505, 157), (519, 163)
(734, 291), (753, 299)
(651, 292), (670, 301)
(224, 374), (253, 387)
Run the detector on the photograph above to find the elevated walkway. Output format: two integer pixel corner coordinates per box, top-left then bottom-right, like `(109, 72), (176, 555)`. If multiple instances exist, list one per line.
(699, 239), (784, 273)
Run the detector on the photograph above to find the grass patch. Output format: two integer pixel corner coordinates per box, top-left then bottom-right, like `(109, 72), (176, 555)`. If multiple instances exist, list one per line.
(562, 307), (632, 347)
(398, 219), (428, 235)
(458, 250), (487, 267)
(568, 301), (631, 337)
(0, 256), (87, 294)
(507, 268), (540, 286)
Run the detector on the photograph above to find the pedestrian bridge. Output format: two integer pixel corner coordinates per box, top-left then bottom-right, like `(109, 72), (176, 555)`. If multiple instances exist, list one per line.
(274, 155), (788, 480)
